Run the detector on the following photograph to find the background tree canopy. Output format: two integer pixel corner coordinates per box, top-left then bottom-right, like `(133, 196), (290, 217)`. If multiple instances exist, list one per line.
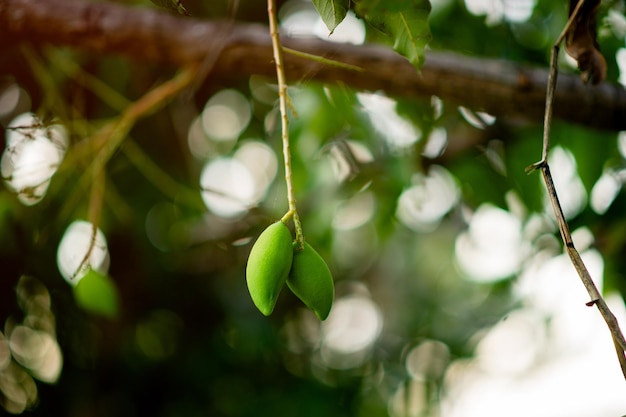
(1, 0), (626, 415)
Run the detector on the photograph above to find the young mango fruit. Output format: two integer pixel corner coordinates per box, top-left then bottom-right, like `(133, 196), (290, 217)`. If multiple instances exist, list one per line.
(287, 242), (334, 320)
(246, 221), (293, 316)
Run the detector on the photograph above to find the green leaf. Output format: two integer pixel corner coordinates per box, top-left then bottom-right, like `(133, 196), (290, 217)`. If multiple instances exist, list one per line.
(312, 0), (349, 34)
(149, 0), (190, 16)
(363, 1), (432, 69)
(355, 0), (417, 14)
(73, 270), (120, 318)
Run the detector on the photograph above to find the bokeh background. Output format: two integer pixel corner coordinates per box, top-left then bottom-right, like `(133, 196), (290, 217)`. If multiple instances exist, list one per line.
(1, 0), (626, 415)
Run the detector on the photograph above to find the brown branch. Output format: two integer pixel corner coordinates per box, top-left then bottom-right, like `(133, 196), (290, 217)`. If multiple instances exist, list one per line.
(526, 0), (626, 380)
(2, 0), (626, 131)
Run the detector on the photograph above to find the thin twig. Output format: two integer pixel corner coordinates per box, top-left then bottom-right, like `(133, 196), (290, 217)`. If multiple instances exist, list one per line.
(121, 139), (204, 209)
(268, 0), (303, 246)
(75, 66), (197, 193)
(50, 50), (131, 112)
(71, 169), (106, 281)
(61, 66), (198, 277)
(282, 46), (364, 72)
(528, 0), (626, 380)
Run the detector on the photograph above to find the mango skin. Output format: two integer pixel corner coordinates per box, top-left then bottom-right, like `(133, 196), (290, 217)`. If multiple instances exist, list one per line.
(246, 221), (293, 316)
(287, 243), (334, 320)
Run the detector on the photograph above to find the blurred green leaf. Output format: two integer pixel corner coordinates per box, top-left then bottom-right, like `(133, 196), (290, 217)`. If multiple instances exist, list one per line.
(312, 0), (349, 34)
(361, 0), (432, 68)
(73, 270), (120, 318)
(356, 0), (422, 14)
(149, 0), (190, 16)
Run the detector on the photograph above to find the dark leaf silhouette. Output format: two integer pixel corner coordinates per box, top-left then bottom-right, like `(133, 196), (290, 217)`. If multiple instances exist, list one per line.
(565, 0), (606, 84)
(150, 0), (190, 16)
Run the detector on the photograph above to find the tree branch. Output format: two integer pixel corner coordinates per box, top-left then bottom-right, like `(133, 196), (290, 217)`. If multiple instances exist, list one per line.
(2, 0), (626, 131)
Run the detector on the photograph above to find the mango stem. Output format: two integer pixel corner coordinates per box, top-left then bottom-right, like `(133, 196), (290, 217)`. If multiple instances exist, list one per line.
(268, 0), (304, 248)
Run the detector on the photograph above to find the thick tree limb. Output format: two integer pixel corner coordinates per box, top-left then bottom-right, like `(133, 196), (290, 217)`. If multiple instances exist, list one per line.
(2, 0), (626, 131)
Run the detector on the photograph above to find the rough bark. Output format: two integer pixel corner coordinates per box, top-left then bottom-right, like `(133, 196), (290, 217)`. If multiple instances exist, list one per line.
(1, 0), (626, 131)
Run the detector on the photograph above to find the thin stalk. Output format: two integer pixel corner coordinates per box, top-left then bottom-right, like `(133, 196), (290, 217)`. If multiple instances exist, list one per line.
(528, 0), (626, 379)
(282, 46), (364, 72)
(268, 0), (303, 247)
(71, 168), (105, 281)
(60, 66), (197, 258)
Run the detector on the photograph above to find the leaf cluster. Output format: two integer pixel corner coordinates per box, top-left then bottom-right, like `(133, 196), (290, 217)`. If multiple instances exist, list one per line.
(313, 0), (431, 68)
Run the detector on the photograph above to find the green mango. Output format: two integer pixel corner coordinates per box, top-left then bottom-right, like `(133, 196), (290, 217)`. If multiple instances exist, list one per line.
(287, 243), (334, 321)
(246, 221), (293, 316)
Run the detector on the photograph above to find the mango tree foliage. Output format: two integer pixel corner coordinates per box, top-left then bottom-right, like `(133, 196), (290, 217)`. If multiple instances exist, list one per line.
(0, 0), (626, 416)
(357, 0), (432, 68)
(312, 0), (349, 34)
(314, 0), (432, 68)
(149, 0), (190, 15)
